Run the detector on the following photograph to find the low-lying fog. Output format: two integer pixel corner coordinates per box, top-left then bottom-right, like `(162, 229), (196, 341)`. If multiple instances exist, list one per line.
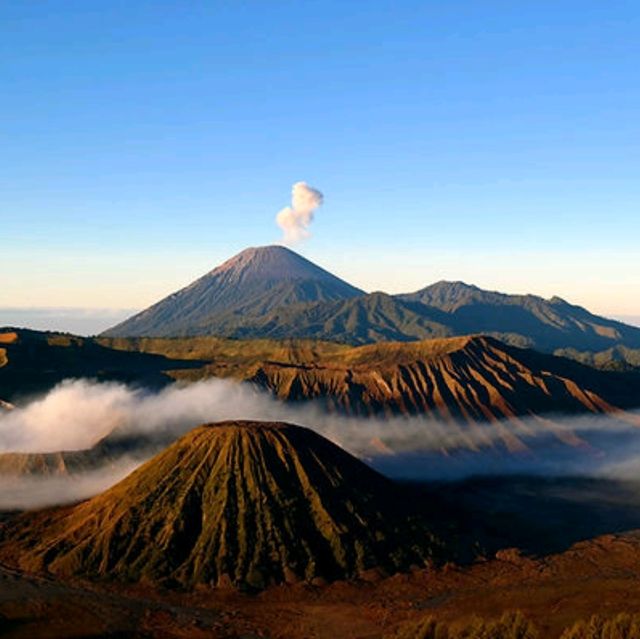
(2, 378), (640, 509)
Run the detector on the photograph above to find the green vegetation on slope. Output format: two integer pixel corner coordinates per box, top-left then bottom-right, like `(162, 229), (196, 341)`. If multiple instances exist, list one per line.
(555, 345), (640, 371)
(400, 281), (640, 355)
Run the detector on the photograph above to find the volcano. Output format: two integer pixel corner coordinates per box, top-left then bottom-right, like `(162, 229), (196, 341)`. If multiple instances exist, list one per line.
(2, 421), (440, 589)
(103, 246), (363, 337)
(101, 247), (640, 366)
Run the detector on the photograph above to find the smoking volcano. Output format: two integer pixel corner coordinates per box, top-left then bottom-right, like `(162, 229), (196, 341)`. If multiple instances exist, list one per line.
(103, 246), (362, 338)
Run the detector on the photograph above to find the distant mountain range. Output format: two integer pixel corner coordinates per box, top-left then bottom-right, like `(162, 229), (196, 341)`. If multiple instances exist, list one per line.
(103, 246), (640, 367)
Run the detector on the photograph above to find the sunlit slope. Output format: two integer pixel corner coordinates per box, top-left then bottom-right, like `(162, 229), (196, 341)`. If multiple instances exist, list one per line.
(0, 451), (100, 477)
(0, 433), (153, 477)
(3, 327), (640, 435)
(101, 334), (640, 421)
(2, 421), (441, 588)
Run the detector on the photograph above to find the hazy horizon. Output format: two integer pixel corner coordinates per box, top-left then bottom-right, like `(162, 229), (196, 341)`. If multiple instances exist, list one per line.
(0, 307), (135, 336)
(2, 304), (639, 338)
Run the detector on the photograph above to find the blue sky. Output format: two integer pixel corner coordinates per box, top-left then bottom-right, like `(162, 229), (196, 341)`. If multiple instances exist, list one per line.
(2, 1), (639, 328)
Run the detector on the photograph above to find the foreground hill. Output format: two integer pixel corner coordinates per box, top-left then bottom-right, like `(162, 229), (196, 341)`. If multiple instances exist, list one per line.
(101, 246), (640, 367)
(1, 421), (440, 588)
(103, 245), (363, 338)
(5, 477), (640, 637)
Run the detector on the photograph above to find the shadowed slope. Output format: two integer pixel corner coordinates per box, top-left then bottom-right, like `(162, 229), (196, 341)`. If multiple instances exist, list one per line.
(400, 281), (640, 353)
(2, 421), (440, 588)
(0, 328), (204, 401)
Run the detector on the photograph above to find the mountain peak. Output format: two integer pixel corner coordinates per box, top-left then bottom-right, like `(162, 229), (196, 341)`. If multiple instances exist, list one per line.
(426, 280), (481, 293)
(212, 244), (345, 283)
(4, 420), (438, 589)
(103, 246), (364, 337)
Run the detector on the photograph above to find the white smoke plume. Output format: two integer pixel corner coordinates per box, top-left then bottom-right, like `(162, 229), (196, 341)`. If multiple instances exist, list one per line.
(275, 181), (324, 244)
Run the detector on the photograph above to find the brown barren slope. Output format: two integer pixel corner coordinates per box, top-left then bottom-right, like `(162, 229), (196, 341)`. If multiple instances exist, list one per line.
(0, 441), (128, 477)
(101, 334), (640, 422)
(2, 531), (640, 638)
(0, 451), (95, 477)
(1, 421), (441, 589)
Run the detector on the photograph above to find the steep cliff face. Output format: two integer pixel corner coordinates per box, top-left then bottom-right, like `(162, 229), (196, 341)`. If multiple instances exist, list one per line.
(2, 421), (441, 589)
(149, 335), (639, 420)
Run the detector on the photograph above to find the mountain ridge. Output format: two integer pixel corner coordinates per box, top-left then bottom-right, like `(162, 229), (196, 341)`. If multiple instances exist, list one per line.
(399, 280), (640, 352)
(102, 247), (640, 365)
(102, 334), (640, 452)
(3, 333), (640, 480)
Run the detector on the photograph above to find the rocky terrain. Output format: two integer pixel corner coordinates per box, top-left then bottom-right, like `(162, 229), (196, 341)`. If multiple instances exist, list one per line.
(0, 421), (442, 589)
(103, 334), (640, 427)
